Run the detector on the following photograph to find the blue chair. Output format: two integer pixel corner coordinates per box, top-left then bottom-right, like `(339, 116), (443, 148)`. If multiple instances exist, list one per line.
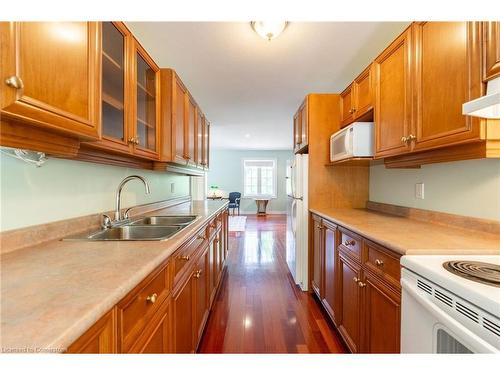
(228, 192), (241, 216)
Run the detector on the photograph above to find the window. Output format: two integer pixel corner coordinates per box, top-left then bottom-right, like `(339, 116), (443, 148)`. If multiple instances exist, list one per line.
(243, 159), (277, 198)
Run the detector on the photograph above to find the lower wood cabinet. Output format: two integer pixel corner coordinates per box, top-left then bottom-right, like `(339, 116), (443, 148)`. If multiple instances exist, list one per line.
(67, 309), (116, 353)
(362, 271), (401, 353)
(173, 271), (195, 353)
(338, 250), (362, 353)
(309, 212), (402, 354)
(310, 214), (323, 298)
(321, 220), (338, 325)
(68, 207), (229, 354)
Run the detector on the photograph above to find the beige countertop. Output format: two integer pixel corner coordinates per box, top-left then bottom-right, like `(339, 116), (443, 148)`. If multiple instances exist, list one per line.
(0, 200), (228, 352)
(310, 208), (500, 256)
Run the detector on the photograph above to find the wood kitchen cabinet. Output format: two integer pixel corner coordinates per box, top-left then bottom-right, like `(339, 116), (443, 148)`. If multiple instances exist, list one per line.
(310, 212), (402, 354)
(321, 220), (339, 325)
(173, 273), (195, 353)
(293, 98), (309, 153)
(193, 246), (209, 348)
(411, 22), (483, 153)
(374, 26), (413, 158)
(156, 68), (210, 172)
(339, 64), (374, 128)
(361, 272), (401, 353)
(483, 22), (500, 81)
(0, 22), (101, 157)
(338, 249), (362, 353)
(67, 309), (116, 353)
(82, 22), (160, 162)
(310, 214), (323, 298)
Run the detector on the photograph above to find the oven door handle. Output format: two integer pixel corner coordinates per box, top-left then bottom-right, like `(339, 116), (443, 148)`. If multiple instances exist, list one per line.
(401, 279), (497, 353)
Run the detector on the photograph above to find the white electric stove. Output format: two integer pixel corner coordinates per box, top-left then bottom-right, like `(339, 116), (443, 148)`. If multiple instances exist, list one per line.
(401, 255), (500, 353)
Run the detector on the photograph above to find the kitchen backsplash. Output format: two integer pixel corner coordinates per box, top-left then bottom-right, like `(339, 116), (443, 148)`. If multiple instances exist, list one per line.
(0, 154), (190, 231)
(369, 158), (500, 221)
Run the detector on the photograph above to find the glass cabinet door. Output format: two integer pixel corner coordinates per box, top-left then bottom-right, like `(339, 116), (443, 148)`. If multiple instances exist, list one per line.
(135, 48), (158, 155)
(101, 22), (127, 148)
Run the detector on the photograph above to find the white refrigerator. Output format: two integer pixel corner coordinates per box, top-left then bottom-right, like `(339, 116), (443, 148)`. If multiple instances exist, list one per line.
(286, 154), (309, 291)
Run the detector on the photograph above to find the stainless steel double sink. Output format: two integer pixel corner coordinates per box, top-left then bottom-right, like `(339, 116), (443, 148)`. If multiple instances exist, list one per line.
(63, 215), (198, 241)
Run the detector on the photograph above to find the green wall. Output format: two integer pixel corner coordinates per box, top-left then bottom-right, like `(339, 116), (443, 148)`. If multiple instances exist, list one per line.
(207, 149), (293, 214)
(369, 158), (500, 221)
(0, 155), (190, 231)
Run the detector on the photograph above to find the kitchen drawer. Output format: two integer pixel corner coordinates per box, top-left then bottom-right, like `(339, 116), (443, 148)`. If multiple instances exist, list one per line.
(174, 226), (207, 280)
(118, 260), (171, 351)
(338, 227), (362, 261)
(206, 216), (218, 239)
(364, 241), (401, 288)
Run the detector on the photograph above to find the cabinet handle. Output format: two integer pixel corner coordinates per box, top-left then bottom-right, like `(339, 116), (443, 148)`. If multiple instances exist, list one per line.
(146, 293), (158, 304)
(5, 75), (24, 90)
(357, 281), (366, 288)
(353, 277), (359, 283)
(407, 134), (417, 142)
(401, 136), (408, 144)
(135, 137), (140, 145)
(128, 137), (136, 144)
(197, 234), (206, 240)
(193, 269), (202, 279)
(375, 259), (384, 267)
(344, 239), (356, 246)
(213, 238), (219, 244)
(179, 255), (190, 261)
(316, 224), (323, 229)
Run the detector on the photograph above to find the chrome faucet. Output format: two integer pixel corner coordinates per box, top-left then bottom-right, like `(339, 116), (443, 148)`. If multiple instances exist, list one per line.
(114, 175), (151, 221)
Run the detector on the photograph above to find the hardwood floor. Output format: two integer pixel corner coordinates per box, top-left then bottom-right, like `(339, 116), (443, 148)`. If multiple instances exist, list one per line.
(198, 214), (347, 353)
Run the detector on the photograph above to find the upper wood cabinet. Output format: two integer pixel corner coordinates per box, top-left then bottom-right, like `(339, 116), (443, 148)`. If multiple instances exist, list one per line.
(82, 22), (159, 161)
(340, 64), (374, 128)
(132, 40), (160, 159)
(293, 98), (309, 153)
(483, 22), (500, 81)
(157, 68), (210, 171)
(202, 119), (210, 170)
(374, 27), (413, 158)
(411, 22), (483, 153)
(0, 22), (101, 156)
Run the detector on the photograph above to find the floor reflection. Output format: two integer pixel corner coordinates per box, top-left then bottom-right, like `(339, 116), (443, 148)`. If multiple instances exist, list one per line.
(243, 230), (275, 265)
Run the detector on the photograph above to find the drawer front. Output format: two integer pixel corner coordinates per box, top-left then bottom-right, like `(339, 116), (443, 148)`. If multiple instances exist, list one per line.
(365, 241), (401, 287)
(174, 227), (207, 280)
(119, 263), (171, 349)
(338, 227), (362, 260)
(206, 217), (218, 239)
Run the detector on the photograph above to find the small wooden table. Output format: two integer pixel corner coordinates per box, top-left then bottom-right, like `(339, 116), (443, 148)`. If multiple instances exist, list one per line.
(207, 196), (223, 200)
(254, 199), (269, 216)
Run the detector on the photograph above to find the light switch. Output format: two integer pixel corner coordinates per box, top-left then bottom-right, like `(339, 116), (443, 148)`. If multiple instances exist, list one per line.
(415, 183), (424, 199)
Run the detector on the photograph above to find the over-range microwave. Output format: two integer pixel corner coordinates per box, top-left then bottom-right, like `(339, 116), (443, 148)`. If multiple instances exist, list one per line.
(329, 122), (374, 163)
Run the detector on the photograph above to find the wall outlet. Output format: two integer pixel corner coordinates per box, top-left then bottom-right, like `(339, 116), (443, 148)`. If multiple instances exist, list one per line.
(170, 182), (175, 194)
(415, 183), (424, 199)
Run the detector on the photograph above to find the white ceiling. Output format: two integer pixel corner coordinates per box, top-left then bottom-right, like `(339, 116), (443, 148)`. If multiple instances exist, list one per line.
(126, 22), (409, 150)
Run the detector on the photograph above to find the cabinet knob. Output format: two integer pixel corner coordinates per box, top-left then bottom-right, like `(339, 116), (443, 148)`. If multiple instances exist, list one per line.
(135, 137), (140, 145)
(353, 277), (359, 283)
(357, 281), (366, 288)
(401, 136), (408, 144)
(407, 134), (417, 142)
(375, 259), (384, 267)
(5, 75), (24, 90)
(179, 255), (190, 261)
(146, 293), (158, 304)
(344, 239), (356, 246)
(193, 269), (202, 279)
(128, 137), (136, 144)
(197, 234), (206, 240)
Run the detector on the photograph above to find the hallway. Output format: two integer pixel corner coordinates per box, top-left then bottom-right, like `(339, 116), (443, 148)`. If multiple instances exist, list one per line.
(198, 215), (347, 353)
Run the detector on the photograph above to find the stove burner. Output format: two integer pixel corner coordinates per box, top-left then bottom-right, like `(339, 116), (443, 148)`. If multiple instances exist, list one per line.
(443, 261), (500, 287)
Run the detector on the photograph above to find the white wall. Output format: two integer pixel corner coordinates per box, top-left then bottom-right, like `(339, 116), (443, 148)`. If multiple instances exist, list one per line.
(207, 149), (293, 213)
(0, 155), (190, 231)
(369, 159), (500, 221)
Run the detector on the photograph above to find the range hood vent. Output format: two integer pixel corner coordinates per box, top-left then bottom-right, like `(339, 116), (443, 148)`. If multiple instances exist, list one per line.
(462, 77), (500, 119)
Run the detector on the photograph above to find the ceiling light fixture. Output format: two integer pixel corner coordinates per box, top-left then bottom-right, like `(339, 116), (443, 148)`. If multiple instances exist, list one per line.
(251, 21), (288, 41)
